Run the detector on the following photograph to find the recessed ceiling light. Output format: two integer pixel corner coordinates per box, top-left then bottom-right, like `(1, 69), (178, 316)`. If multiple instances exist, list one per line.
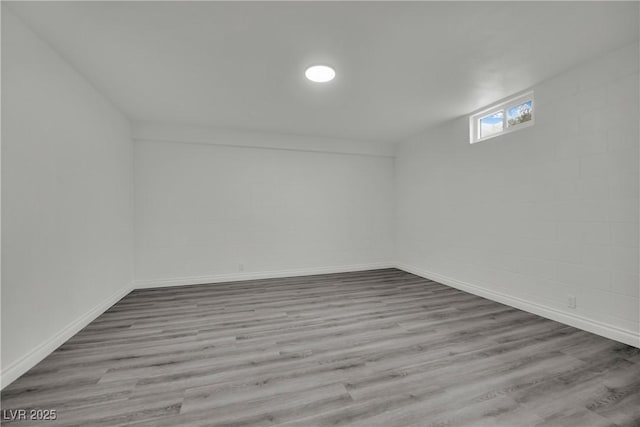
(305, 65), (335, 83)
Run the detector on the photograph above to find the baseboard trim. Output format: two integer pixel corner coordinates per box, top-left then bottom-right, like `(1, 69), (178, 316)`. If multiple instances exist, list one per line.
(5, 262), (636, 391)
(0, 282), (134, 390)
(134, 262), (395, 289)
(396, 263), (640, 349)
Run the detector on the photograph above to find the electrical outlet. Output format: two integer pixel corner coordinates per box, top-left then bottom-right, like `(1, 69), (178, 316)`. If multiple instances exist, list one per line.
(239, 264), (245, 272)
(567, 295), (576, 309)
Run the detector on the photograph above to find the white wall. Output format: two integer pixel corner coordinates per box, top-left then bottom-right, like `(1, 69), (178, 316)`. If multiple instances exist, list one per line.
(396, 42), (640, 345)
(134, 135), (394, 286)
(1, 7), (134, 384)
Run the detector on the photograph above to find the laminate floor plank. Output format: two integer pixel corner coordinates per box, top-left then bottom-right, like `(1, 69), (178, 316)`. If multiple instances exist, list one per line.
(2, 268), (638, 426)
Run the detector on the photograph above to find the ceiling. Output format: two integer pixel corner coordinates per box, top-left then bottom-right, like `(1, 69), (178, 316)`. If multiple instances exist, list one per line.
(6, 1), (639, 143)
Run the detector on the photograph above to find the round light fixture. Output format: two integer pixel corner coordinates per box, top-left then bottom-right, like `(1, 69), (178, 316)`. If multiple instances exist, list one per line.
(305, 65), (335, 83)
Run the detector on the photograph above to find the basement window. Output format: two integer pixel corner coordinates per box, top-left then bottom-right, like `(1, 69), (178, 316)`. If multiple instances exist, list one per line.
(470, 92), (534, 144)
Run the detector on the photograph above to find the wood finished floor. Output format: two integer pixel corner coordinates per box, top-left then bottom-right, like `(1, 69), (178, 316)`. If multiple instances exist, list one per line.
(2, 269), (640, 427)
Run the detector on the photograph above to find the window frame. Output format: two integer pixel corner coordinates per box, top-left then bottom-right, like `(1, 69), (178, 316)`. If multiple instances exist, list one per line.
(469, 91), (535, 144)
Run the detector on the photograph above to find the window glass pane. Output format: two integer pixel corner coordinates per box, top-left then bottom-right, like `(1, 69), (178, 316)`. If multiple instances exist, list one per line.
(507, 100), (532, 127)
(479, 111), (503, 138)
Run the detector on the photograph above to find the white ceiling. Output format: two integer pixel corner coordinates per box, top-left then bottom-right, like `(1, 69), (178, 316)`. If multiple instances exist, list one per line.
(6, 1), (639, 143)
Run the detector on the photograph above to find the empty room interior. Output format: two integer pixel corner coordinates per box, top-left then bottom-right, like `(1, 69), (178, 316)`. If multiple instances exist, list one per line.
(1, 1), (640, 426)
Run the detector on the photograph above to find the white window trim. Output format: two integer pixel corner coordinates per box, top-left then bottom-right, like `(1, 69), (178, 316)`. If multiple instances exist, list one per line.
(469, 91), (535, 144)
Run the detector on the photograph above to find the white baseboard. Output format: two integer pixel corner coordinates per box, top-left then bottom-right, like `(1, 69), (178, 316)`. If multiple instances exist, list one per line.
(134, 262), (395, 289)
(0, 282), (134, 390)
(4, 262), (636, 391)
(395, 262), (640, 349)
